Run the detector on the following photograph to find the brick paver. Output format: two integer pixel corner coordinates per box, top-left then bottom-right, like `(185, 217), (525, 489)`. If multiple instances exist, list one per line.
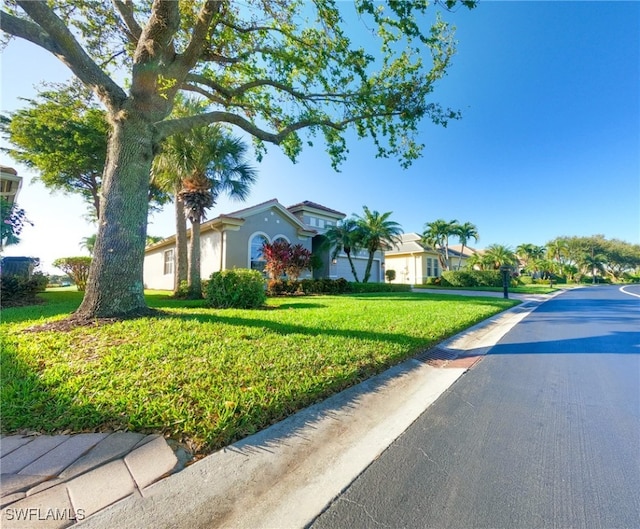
(1, 474), (49, 498)
(0, 482), (75, 529)
(0, 437), (34, 458)
(57, 432), (145, 481)
(0, 437), (69, 475)
(124, 434), (178, 490)
(66, 459), (137, 518)
(18, 434), (108, 478)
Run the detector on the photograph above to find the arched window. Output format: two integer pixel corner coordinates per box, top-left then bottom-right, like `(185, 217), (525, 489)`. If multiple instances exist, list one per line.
(250, 233), (269, 272)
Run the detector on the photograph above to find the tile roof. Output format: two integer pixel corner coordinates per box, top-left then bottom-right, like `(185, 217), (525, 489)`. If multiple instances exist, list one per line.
(287, 200), (345, 218)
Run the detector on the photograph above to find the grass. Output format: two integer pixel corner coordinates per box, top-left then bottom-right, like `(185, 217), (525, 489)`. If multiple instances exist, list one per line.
(1, 289), (518, 455)
(415, 284), (560, 294)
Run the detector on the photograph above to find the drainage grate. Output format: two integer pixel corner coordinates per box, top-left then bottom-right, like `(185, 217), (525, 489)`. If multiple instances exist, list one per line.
(414, 346), (459, 364)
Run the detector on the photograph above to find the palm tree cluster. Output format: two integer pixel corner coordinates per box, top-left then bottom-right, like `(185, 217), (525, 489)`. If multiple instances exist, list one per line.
(323, 206), (402, 283)
(421, 219), (479, 271)
(152, 98), (257, 298)
(516, 236), (640, 283)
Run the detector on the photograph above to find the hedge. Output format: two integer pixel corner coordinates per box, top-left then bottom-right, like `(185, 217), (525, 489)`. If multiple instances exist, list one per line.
(440, 270), (505, 288)
(0, 272), (48, 308)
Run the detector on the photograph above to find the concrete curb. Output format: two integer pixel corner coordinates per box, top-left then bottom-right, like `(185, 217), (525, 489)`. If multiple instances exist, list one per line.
(76, 293), (557, 529)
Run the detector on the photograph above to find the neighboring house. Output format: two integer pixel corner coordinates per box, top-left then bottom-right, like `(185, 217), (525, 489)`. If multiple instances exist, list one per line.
(143, 199), (385, 290)
(384, 233), (470, 285)
(449, 244), (481, 271)
(0, 166), (23, 206)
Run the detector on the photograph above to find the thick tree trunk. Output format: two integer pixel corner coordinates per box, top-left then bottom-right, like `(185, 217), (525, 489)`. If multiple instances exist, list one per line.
(173, 192), (188, 293)
(74, 114), (154, 319)
(187, 218), (202, 298)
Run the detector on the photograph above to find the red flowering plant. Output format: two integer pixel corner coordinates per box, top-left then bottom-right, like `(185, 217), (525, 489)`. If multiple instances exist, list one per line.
(285, 244), (312, 281)
(261, 240), (291, 280)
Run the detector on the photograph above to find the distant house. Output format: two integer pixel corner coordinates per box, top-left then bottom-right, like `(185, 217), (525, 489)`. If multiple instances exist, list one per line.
(143, 199), (384, 290)
(384, 233), (470, 285)
(0, 165), (23, 206)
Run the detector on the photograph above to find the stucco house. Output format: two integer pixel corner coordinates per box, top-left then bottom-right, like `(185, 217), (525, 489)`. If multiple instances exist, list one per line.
(0, 165), (23, 206)
(143, 199), (384, 290)
(384, 233), (470, 285)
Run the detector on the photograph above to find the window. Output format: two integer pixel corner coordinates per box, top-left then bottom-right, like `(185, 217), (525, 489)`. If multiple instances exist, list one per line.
(163, 249), (174, 275)
(427, 258), (432, 277)
(250, 234), (269, 272)
(434, 260), (440, 277)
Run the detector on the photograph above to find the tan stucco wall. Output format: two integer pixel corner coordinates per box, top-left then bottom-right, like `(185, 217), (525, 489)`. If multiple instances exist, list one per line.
(143, 246), (175, 290)
(222, 206), (313, 269)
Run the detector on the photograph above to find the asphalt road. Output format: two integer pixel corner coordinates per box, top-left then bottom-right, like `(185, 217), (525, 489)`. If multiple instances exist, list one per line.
(310, 285), (640, 529)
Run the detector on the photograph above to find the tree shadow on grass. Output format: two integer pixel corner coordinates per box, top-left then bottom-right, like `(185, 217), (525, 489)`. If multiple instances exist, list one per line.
(0, 342), (122, 436)
(156, 309), (438, 349)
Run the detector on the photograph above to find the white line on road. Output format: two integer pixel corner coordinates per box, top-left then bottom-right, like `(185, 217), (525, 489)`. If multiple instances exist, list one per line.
(619, 285), (640, 298)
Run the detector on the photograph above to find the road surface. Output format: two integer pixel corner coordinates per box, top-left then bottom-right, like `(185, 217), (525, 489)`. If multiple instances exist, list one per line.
(311, 285), (640, 529)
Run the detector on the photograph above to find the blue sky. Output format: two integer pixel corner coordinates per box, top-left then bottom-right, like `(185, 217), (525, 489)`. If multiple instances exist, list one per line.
(1, 1), (639, 274)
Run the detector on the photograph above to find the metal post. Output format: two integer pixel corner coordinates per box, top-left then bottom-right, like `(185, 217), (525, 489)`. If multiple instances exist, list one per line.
(500, 266), (510, 299)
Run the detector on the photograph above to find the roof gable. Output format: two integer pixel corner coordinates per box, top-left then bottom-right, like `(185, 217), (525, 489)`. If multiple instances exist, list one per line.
(287, 200), (346, 220)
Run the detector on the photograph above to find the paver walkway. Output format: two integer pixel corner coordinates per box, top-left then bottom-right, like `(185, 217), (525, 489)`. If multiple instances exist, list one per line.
(0, 432), (183, 528)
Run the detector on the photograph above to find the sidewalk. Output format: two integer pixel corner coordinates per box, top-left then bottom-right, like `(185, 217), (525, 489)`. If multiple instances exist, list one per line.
(1, 432), (188, 528)
(1, 291), (558, 529)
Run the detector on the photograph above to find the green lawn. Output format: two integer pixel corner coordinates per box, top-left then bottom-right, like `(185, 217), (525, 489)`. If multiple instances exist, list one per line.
(1, 290), (518, 455)
(414, 284), (560, 294)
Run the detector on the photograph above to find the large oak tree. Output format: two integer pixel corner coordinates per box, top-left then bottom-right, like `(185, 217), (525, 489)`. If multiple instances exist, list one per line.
(1, 0), (475, 320)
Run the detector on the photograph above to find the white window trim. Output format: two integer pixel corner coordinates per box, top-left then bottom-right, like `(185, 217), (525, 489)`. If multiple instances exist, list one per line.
(248, 231), (270, 270)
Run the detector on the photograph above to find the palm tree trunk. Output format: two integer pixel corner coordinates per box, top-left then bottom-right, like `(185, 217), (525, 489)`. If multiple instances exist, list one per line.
(363, 252), (374, 283)
(444, 237), (450, 270)
(345, 250), (360, 282)
(457, 244), (465, 270)
(174, 192), (188, 293)
(188, 218), (202, 298)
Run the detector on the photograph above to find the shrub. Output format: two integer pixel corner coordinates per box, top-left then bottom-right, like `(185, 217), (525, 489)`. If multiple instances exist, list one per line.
(266, 279), (302, 296)
(299, 278), (351, 294)
(206, 269), (266, 309)
(173, 280), (191, 299)
(0, 272), (48, 308)
(385, 269), (396, 282)
(52, 256), (92, 291)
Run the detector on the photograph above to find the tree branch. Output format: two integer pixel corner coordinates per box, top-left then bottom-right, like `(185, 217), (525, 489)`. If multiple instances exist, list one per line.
(133, 0), (179, 65)
(154, 109), (377, 146)
(184, 74), (356, 105)
(10, 1), (126, 111)
(172, 0), (223, 78)
(112, 0), (142, 43)
(0, 10), (57, 54)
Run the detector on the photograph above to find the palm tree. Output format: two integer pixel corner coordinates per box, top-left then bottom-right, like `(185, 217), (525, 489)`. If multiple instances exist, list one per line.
(580, 248), (607, 284)
(516, 243), (546, 276)
(454, 221), (479, 270)
(483, 244), (517, 269)
(465, 252), (485, 271)
(323, 219), (363, 282)
(153, 98), (205, 293)
(546, 238), (569, 266)
(80, 234), (97, 256)
(355, 206), (402, 283)
(422, 219), (458, 271)
(154, 122), (256, 298)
